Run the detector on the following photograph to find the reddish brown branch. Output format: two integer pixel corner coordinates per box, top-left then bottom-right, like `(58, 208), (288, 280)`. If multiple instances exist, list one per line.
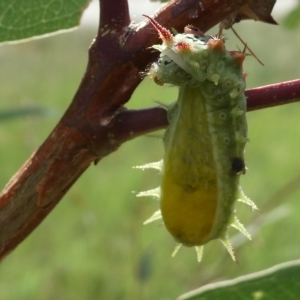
(246, 79), (300, 111)
(110, 79), (300, 140)
(0, 0), (291, 260)
(100, 0), (130, 28)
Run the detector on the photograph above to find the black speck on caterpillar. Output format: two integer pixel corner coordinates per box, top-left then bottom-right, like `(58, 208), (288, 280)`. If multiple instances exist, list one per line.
(136, 15), (258, 262)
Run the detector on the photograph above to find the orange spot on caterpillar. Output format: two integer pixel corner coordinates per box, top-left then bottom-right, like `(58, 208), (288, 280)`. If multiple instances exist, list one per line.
(207, 37), (225, 51)
(229, 51), (246, 69)
(143, 14), (173, 44)
(175, 41), (191, 52)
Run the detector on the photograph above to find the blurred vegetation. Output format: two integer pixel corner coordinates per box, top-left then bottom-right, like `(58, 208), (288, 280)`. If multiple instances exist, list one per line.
(283, 2), (300, 29)
(0, 10), (300, 300)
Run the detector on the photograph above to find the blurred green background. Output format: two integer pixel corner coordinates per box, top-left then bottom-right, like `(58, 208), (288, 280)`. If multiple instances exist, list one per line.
(0, 7), (300, 300)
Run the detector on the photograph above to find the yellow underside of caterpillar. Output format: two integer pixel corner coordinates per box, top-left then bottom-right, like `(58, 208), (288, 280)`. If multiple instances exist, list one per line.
(160, 157), (218, 247)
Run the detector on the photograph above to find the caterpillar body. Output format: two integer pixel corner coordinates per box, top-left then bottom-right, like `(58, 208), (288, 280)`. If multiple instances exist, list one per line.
(137, 16), (257, 262)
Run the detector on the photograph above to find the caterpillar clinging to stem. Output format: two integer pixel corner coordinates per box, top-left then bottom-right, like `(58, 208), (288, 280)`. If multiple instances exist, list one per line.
(136, 15), (257, 262)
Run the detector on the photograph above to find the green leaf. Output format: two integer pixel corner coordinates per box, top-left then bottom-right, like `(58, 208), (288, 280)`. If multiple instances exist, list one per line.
(283, 4), (300, 29)
(0, 0), (90, 43)
(178, 260), (300, 300)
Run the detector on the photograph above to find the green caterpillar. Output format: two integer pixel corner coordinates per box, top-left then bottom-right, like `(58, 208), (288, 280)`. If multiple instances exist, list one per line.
(137, 16), (257, 262)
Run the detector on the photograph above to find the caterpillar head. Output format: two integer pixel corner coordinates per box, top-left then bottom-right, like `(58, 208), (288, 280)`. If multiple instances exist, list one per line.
(144, 15), (245, 89)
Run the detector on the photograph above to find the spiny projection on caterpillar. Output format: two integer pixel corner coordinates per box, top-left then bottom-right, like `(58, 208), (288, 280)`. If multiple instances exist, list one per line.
(136, 15), (258, 262)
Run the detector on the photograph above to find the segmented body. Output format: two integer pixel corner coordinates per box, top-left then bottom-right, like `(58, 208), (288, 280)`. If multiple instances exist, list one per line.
(137, 16), (256, 261)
